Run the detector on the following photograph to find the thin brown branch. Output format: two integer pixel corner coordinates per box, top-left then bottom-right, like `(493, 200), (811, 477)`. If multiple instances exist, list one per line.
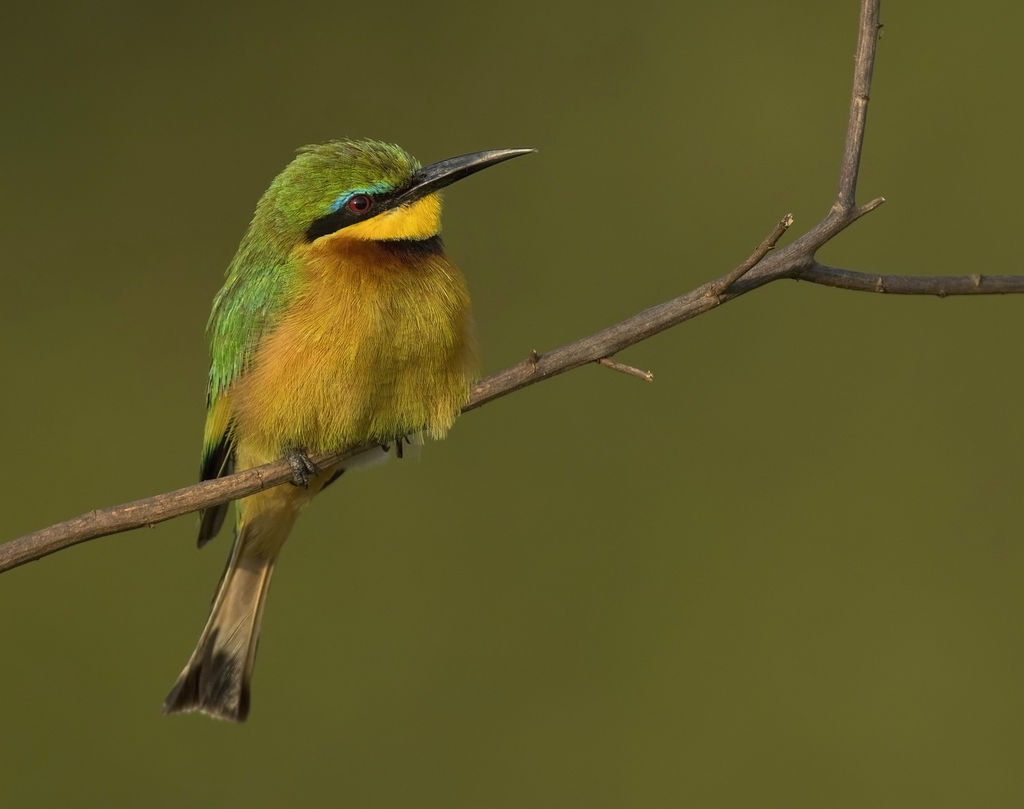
(597, 357), (654, 382)
(836, 0), (882, 212)
(797, 263), (1024, 296)
(0, 445), (373, 573)
(4, 0), (1024, 576)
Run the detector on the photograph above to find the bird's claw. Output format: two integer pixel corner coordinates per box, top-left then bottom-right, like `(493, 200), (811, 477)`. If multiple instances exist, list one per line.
(286, 449), (320, 488)
(379, 435), (409, 459)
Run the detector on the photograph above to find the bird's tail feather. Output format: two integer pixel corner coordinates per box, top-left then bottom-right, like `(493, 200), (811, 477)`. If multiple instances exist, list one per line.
(163, 520), (284, 722)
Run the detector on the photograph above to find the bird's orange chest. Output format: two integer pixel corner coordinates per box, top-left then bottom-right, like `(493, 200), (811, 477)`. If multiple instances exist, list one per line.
(229, 238), (477, 460)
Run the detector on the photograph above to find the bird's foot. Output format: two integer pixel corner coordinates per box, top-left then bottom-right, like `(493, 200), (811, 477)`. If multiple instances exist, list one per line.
(285, 448), (320, 488)
(396, 435), (410, 459)
(379, 435), (410, 459)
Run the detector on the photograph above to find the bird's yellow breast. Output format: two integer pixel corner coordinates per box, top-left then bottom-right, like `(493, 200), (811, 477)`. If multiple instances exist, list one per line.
(226, 232), (477, 463)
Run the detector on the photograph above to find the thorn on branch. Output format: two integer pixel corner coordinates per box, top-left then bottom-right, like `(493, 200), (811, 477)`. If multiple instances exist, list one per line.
(597, 357), (654, 382)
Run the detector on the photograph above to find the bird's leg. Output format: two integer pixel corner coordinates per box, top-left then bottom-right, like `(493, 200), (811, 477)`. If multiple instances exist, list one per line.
(284, 448), (320, 488)
(380, 435), (410, 459)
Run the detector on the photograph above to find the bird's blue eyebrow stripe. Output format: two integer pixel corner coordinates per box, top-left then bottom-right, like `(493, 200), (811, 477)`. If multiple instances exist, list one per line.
(328, 182), (395, 213)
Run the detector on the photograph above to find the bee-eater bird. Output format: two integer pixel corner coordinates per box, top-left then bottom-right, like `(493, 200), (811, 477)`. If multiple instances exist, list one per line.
(163, 139), (533, 721)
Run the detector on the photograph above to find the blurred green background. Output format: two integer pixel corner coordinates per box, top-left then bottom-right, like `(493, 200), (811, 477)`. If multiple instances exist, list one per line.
(3, 1), (1023, 806)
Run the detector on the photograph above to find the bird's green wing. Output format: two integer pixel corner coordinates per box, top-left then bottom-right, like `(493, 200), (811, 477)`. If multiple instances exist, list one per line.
(197, 240), (297, 546)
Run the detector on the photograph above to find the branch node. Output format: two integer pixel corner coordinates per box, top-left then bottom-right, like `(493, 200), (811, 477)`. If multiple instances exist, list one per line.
(528, 349), (541, 365)
(597, 357), (654, 382)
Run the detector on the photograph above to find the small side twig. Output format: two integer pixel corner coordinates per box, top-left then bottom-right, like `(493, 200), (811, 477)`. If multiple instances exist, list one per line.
(711, 213), (795, 296)
(597, 357), (654, 382)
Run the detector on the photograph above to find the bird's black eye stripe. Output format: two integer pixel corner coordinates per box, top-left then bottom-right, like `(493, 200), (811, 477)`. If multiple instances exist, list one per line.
(305, 190), (401, 242)
(305, 210), (347, 241)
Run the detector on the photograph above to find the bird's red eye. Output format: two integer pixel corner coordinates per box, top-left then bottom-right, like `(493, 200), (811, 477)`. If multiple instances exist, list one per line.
(347, 194), (372, 213)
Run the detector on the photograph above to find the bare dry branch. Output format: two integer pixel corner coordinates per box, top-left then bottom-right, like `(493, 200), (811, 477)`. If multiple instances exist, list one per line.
(836, 0), (882, 212)
(3, 0), (1022, 575)
(797, 264), (1024, 296)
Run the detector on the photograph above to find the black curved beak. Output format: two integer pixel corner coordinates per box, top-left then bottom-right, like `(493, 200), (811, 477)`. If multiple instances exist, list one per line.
(391, 148), (536, 209)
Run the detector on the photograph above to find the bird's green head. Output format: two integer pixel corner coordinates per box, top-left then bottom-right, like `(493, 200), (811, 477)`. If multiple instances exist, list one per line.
(252, 139), (533, 247)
